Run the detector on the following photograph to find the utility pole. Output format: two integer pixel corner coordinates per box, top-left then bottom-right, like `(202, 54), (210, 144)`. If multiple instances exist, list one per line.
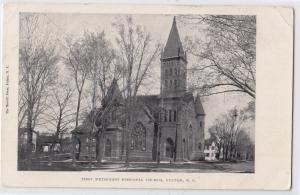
(157, 60), (164, 165)
(156, 125), (161, 165)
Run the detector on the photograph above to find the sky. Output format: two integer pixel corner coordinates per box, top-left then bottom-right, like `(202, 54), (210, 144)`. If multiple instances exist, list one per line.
(21, 13), (254, 140)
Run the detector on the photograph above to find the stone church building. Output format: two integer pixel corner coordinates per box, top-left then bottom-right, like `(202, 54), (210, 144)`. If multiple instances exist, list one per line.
(72, 18), (205, 162)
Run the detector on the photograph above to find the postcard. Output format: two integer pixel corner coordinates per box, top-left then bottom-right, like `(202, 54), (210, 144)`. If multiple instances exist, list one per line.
(1, 3), (293, 190)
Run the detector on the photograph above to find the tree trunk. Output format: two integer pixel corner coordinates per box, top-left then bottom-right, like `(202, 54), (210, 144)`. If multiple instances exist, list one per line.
(125, 99), (133, 166)
(26, 109), (33, 170)
(75, 90), (82, 128)
(73, 90), (82, 167)
(97, 131), (105, 163)
(72, 134), (77, 166)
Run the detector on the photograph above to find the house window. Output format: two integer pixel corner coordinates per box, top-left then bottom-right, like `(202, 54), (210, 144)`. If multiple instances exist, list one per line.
(174, 110), (177, 122)
(170, 68), (173, 76)
(165, 69), (168, 76)
(175, 68), (178, 75)
(200, 121), (203, 127)
(211, 146), (215, 150)
(32, 144), (36, 152)
(205, 153), (209, 157)
(174, 80), (177, 89)
(170, 80), (173, 89)
(169, 110), (172, 122)
(131, 123), (146, 151)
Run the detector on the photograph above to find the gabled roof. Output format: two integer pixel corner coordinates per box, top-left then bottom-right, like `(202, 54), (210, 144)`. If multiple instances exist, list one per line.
(18, 127), (38, 135)
(37, 135), (58, 144)
(137, 95), (159, 111)
(162, 17), (185, 59)
(135, 95), (160, 121)
(194, 93), (205, 116)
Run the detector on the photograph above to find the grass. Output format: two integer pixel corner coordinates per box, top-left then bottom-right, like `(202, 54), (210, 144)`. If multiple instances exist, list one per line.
(18, 158), (254, 173)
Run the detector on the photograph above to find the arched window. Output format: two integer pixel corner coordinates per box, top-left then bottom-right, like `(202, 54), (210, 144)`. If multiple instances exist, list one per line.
(169, 110), (172, 122)
(165, 80), (168, 90)
(174, 110), (177, 122)
(189, 125), (193, 147)
(189, 125), (193, 138)
(164, 109), (167, 122)
(131, 123), (146, 151)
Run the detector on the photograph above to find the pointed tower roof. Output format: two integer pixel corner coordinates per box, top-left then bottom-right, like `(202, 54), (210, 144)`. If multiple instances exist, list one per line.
(163, 17), (185, 59)
(195, 93), (205, 116)
(102, 78), (123, 106)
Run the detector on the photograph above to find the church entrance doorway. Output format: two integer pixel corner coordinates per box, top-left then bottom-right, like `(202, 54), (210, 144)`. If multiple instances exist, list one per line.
(165, 138), (174, 158)
(105, 139), (112, 157)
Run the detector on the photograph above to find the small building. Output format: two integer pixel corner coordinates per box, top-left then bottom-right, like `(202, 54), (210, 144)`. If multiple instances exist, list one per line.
(36, 134), (61, 153)
(204, 139), (218, 161)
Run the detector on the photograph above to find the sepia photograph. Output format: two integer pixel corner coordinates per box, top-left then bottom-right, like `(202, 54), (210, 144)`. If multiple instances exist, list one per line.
(17, 13), (256, 173)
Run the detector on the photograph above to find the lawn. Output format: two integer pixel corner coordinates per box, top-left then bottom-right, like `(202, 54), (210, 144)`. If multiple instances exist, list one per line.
(19, 159), (254, 173)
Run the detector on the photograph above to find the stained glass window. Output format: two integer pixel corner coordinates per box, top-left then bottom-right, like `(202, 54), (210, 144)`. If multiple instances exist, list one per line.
(131, 123), (146, 151)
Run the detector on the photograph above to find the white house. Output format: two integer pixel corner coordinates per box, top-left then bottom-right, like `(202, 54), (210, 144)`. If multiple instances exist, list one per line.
(204, 139), (218, 161)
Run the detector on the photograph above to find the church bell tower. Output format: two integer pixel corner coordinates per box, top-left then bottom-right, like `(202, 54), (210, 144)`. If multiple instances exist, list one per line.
(161, 17), (187, 98)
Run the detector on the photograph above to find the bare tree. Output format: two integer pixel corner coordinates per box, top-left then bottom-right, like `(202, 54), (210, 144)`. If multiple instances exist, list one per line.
(180, 15), (256, 98)
(64, 37), (90, 129)
(209, 108), (248, 161)
(46, 83), (74, 138)
(80, 31), (117, 167)
(19, 14), (59, 169)
(41, 82), (74, 164)
(112, 16), (161, 163)
(236, 130), (254, 161)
